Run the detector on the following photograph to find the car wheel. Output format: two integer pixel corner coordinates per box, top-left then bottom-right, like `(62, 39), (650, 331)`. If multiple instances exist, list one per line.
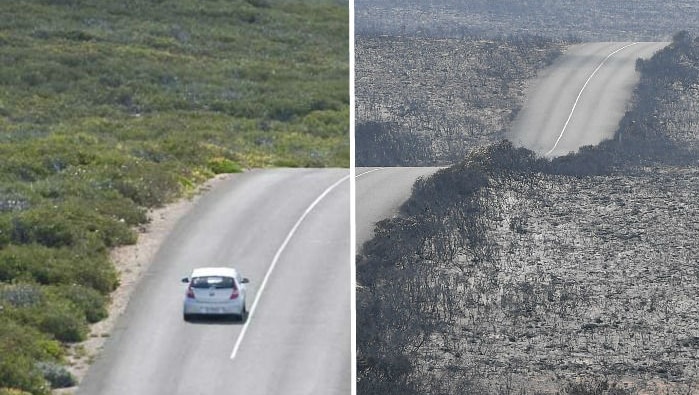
(236, 305), (247, 322)
(183, 313), (192, 322)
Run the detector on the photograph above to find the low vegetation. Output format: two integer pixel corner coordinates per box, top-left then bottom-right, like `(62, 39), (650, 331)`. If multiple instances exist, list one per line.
(357, 33), (699, 394)
(0, 0), (348, 392)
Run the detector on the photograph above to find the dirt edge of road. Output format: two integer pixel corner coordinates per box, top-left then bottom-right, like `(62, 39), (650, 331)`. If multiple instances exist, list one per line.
(54, 173), (234, 394)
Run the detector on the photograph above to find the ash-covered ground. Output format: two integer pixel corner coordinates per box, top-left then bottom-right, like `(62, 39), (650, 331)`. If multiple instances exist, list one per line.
(427, 165), (699, 393)
(357, 34), (699, 395)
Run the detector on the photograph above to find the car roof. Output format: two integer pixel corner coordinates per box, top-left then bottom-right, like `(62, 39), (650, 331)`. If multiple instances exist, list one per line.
(190, 267), (239, 278)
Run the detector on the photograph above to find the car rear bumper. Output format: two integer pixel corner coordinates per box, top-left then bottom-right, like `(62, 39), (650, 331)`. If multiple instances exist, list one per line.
(183, 299), (244, 315)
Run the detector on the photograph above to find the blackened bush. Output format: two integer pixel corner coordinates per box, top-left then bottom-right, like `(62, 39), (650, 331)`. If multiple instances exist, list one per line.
(562, 379), (632, 395)
(356, 121), (431, 166)
(401, 165), (488, 217)
(403, 141), (545, 216)
(550, 144), (615, 177)
(464, 139), (541, 172)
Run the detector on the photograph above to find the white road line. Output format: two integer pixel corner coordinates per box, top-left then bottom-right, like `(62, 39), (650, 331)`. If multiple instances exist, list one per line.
(230, 173), (350, 360)
(546, 42), (638, 156)
(356, 168), (381, 178)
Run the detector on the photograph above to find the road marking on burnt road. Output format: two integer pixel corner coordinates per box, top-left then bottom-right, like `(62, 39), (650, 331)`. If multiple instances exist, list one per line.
(546, 42), (638, 156)
(230, 173), (350, 360)
(356, 168), (381, 178)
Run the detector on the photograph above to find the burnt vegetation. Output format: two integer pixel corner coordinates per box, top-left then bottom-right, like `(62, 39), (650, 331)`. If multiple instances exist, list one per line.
(355, 35), (565, 166)
(355, 0), (699, 41)
(357, 33), (699, 394)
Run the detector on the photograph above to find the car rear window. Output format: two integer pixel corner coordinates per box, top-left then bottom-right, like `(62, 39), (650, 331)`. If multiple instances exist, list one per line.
(191, 276), (236, 289)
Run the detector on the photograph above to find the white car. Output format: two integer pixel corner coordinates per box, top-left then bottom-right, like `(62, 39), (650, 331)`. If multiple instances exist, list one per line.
(181, 267), (249, 321)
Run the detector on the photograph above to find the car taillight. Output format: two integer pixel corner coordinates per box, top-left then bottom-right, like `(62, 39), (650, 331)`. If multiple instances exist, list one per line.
(186, 286), (195, 299)
(230, 288), (239, 299)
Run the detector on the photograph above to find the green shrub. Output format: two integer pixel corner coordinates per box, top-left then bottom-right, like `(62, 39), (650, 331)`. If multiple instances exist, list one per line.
(10, 202), (136, 249)
(0, 317), (62, 361)
(46, 284), (108, 323)
(80, 194), (147, 227)
(37, 300), (87, 343)
(1, 282), (105, 343)
(0, 158), (49, 183)
(0, 216), (11, 247)
(207, 157), (243, 174)
(301, 108), (349, 138)
(0, 134), (101, 180)
(70, 252), (119, 294)
(110, 161), (181, 207)
(10, 209), (76, 248)
(271, 158), (302, 168)
(158, 135), (211, 166)
(0, 245), (118, 294)
(29, 173), (147, 227)
(0, 318), (57, 395)
(0, 388), (34, 395)
(34, 362), (75, 389)
(0, 356), (48, 395)
(0, 0), (348, 389)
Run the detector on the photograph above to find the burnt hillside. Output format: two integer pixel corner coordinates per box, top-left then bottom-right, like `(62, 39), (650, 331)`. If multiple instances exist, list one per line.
(357, 33), (699, 395)
(355, 35), (564, 166)
(356, 0), (699, 41)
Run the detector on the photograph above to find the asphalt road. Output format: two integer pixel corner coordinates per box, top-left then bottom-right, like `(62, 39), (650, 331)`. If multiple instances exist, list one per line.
(509, 42), (668, 156)
(77, 168), (350, 395)
(355, 167), (440, 252)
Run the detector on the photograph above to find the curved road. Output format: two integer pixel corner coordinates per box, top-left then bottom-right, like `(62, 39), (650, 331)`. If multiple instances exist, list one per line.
(510, 42), (668, 156)
(356, 43), (668, 266)
(78, 168), (350, 395)
(356, 43), (669, 253)
(356, 167), (440, 251)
